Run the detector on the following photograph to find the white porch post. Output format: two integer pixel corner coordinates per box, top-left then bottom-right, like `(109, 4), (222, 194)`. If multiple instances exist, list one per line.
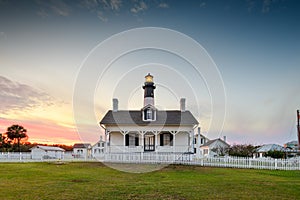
(155, 132), (158, 152)
(197, 127), (201, 158)
(191, 130), (194, 153)
(121, 131), (128, 153)
(170, 131), (177, 155)
(173, 134), (176, 153)
(123, 134), (126, 151)
(106, 129), (110, 154)
(140, 131), (144, 159)
(141, 133), (144, 150)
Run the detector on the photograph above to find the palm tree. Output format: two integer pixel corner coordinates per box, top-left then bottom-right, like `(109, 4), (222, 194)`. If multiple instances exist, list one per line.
(6, 125), (28, 152)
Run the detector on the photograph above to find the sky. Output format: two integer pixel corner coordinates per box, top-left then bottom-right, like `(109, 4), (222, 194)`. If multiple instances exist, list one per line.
(0, 0), (299, 146)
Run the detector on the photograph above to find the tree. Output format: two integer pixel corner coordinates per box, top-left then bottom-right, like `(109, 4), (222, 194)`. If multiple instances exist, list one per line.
(6, 125), (28, 152)
(265, 150), (286, 159)
(0, 133), (11, 152)
(211, 146), (229, 156)
(228, 144), (256, 157)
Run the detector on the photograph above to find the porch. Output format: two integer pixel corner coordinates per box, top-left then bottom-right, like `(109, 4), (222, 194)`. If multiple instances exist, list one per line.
(107, 130), (192, 153)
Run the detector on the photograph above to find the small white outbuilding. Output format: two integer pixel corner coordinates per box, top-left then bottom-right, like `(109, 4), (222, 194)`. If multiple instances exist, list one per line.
(30, 145), (65, 160)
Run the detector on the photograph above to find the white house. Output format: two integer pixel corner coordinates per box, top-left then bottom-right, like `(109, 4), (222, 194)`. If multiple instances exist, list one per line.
(73, 143), (91, 158)
(193, 127), (209, 155)
(200, 138), (230, 157)
(100, 73), (199, 154)
(92, 136), (105, 158)
(284, 140), (298, 151)
(256, 144), (285, 158)
(30, 145), (65, 160)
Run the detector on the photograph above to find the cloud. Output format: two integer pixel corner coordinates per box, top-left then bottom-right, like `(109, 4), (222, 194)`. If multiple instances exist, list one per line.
(199, 2), (206, 8)
(80, 0), (99, 10)
(246, 0), (255, 12)
(36, 9), (50, 18)
(108, 0), (122, 11)
(97, 11), (108, 22)
(0, 76), (57, 113)
(35, 0), (71, 17)
(262, 0), (271, 13)
(0, 31), (7, 40)
(80, 0), (122, 22)
(158, 2), (169, 8)
(131, 1), (148, 14)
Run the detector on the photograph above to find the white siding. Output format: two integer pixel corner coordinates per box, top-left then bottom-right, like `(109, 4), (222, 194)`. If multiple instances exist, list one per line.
(175, 132), (188, 146)
(31, 148), (64, 160)
(110, 132), (123, 145)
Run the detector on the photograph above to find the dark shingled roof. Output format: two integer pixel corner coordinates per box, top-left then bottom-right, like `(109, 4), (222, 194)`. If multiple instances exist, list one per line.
(73, 143), (91, 148)
(201, 139), (229, 147)
(100, 110), (198, 126)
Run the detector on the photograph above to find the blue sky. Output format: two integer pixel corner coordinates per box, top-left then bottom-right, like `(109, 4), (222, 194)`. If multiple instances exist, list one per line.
(0, 0), (299, 145)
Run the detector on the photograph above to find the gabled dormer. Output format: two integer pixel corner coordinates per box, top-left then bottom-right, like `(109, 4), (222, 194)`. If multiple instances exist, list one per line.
(142, 104), (157, 121)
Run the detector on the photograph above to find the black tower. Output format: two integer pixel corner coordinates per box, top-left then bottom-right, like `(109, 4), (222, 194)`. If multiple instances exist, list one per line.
(142, 73), (156, 106)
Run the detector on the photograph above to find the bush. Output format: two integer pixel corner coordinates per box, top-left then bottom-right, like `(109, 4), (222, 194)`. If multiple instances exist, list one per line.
(265, 150), (286, 159)
(228, 144), (256, 157)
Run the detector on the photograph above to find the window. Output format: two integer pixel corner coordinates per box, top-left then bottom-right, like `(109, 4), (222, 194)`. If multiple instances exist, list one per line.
(203, 149), (208, 155)
(163, 133), (170, 145)
(143, 107), (155, 121)
(129, 134), (136, 146)
(125, 133), (139, 146)
(147, 109), (152, 120)
(97, 143), (100, 147)
(194, 138), (197, 144)
(160, 133), (173, 146)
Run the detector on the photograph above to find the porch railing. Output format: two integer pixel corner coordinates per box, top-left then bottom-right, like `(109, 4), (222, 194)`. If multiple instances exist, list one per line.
(107, 145), (190, 153)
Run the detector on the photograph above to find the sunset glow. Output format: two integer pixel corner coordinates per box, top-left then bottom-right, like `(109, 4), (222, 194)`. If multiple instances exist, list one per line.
(0, 0), (299, 145)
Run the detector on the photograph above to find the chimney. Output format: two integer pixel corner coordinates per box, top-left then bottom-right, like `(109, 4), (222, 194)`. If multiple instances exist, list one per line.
(180, 98), (186, 112)
(113, 98), (118, 112)
(223, 136), (226, 142)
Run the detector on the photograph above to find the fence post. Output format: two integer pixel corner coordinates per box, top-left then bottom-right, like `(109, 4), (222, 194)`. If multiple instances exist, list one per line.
(275, 159), (278, 169)
(249, 158), (252, 168)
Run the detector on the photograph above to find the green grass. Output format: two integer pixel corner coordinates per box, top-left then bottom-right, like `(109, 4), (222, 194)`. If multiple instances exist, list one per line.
(0, 162), (299, 200)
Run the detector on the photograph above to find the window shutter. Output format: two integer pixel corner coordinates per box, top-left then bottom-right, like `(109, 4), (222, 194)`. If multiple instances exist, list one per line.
(135, 134), (139, 146)
(160, 134), (163, 146)
(170, 134), (173, 146)
(144, 110), (147, 120)
(125, 134), (129, 146)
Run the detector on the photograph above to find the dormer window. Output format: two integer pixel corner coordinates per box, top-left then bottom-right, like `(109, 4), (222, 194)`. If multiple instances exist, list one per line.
(142, 106), (156, 121)
(146, 109), (152, 120)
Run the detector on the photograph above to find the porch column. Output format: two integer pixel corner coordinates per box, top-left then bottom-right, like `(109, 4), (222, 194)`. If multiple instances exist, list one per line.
(121, 130), (128, 153)
(170, 131), (177, 153)
(105, 129), (110, 153)
(155, 132), (158, 151)
(123, 134), (126, 150)
(197, 127), (201, 157)
(141, 133), (144, 152)
(191, 130), (194, 153)
(173, 134), (176, 153)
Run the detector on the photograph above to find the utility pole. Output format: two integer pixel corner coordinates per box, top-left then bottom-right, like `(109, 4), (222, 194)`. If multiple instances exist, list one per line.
(297, 110), (300, 151)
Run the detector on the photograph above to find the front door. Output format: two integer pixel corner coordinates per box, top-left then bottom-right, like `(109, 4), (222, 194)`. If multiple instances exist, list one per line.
(144, 134), (155, 151)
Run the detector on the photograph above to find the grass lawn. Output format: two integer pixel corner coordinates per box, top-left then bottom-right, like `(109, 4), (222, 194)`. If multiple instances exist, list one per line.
(0, 162), (299, 200)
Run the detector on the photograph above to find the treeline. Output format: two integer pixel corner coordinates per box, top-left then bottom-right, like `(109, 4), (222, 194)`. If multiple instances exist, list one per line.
(0, 141), (73, 152)
(0, 124), (73, 152)
(212, 144), (287, 159)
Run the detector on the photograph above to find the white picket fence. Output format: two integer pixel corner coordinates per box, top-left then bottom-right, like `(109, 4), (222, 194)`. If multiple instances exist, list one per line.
(1, 152), (300, 170)
(103, 153), (300, 170)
